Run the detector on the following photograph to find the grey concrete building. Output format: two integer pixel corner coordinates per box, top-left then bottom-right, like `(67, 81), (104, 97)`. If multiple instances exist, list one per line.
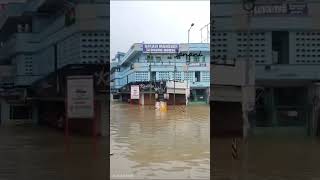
(0, 0), (109, 131)
(212, 0), (320, 135)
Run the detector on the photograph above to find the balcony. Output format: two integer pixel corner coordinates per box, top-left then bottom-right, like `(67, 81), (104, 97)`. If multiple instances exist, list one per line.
(256, 64), (320, 81)
(130, 62), (209, 72)
(14, 74), (43, 86)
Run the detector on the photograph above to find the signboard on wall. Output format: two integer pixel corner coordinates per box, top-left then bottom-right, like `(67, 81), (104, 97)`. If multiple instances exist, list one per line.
(166, 81), (187, 89)
(130, 85), (140, 99)
(253, 1), (308, 16)
(67, 76), (94, 119)
(143, 44), (179, 54)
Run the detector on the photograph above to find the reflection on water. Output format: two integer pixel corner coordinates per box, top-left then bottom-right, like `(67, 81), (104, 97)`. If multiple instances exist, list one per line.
(0, 127), (108, 180)
(110, 103), (210, 179)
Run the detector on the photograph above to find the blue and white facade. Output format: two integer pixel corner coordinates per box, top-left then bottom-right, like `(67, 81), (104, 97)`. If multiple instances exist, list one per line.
(212, 0), (320, 134)
(0, 0), (108, 126)
(111, 43), (210, 104)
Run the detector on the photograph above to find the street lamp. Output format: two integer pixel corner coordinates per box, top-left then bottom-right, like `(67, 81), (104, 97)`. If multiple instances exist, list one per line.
(242, 0), (255, 139)
(173, 48), (178, 109)
(186, 23), (194, 106)
(148, 47), (152, 109)
(200, 23), (210, 43)
(242, 1), (255, 179)
(242, 0), (256, 12)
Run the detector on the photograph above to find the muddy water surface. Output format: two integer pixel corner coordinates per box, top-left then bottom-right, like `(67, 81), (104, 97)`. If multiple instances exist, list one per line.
(110, 103), (210, 179)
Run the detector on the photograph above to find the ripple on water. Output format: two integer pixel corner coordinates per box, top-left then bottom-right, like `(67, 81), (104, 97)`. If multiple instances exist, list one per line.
(111, 103), (210, 179)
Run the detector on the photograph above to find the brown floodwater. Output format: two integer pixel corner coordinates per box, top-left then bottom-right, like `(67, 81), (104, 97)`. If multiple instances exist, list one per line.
(0, 126), (108, 180)
(110, 102), (210, 179)
(213, 135), (320, 180)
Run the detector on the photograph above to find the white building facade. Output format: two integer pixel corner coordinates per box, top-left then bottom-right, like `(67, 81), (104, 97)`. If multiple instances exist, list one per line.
(111, 43), (210, 104)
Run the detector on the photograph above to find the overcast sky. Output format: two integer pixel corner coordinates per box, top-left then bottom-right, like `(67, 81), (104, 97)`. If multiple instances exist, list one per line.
(110, 0), (210, 59)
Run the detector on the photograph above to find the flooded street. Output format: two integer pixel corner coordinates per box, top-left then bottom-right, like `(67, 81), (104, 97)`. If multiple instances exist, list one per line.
(110, 103), (210, 179)
(213, 136), (320, 180)
(0, 126), (108, 180)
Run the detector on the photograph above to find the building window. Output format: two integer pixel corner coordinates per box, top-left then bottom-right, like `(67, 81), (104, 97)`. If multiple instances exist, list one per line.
(195, 71), (200, 82)
(194, 56), (200, 62)
(146, 55), (153, 61)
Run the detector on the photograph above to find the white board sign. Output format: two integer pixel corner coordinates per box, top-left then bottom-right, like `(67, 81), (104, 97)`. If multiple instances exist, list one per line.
(67, 76), (94, 119)
(166, 81), (187, 89)
(131, 85), (140, 99)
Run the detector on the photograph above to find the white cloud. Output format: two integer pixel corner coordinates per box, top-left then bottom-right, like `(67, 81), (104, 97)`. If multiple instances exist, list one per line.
(111, 1), (210, 58)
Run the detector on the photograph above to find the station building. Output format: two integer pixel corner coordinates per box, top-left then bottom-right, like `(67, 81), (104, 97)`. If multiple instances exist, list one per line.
(212, 0), (320, 135)
(110, 43), (210, 105)
(0, 0), (109, 135)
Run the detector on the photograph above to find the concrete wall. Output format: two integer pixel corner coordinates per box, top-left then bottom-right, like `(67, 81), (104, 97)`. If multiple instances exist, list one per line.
(99, 97), (109, 137)
(0, 99), (10, 126)
(211, 86), (242, 102)
(212, 0), (320, 79)
(211, 60), (247, 86)
(211, 101), (243, 137)
(32, 102), (38, 125)
(213, 0), (320, 30)
(0, 2), (109, 87)
(308, 83), (320, 135)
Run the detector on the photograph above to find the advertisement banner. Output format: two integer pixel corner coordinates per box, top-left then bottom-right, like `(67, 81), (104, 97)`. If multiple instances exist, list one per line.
(67, 76), (94, 119)
(131, 85), (140, 99)
(143, 44), (179, 54)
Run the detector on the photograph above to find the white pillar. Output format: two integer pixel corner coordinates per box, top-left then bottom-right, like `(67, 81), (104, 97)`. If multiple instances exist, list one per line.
(140, 93), (144, 105)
